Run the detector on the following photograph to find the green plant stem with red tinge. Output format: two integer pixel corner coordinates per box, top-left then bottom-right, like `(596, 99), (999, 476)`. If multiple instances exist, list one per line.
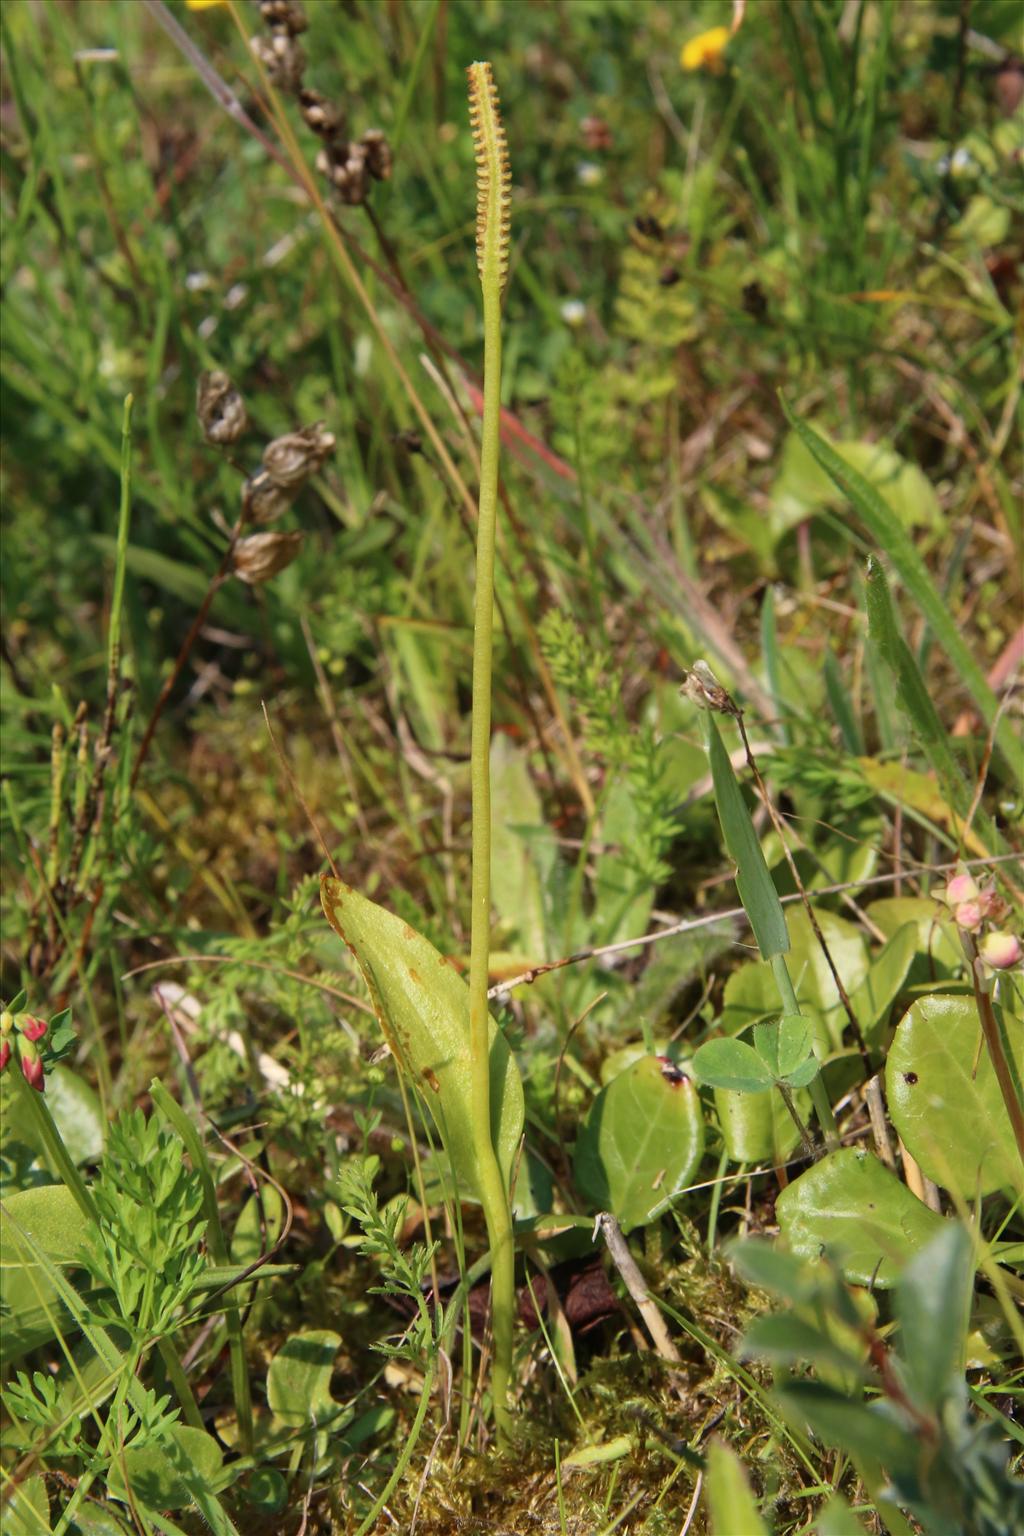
(961, 933), (1024, 1169)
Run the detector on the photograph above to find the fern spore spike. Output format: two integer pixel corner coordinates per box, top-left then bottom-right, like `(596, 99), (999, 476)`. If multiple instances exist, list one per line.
(466, 59), (516, 1442)
(468, 60), (511, 297)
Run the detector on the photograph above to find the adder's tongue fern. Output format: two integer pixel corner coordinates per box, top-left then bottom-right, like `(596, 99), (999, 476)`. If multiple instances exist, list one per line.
(468, 61), (511, 295)
(465, 61), (517, 1442)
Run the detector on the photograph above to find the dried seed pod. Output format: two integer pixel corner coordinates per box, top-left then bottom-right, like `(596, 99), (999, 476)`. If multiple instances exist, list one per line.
(251, 31), (306, 93)
(361, 129), (393, 182)
(263, 422), (336, 488)
(315, 136), (380, 203)
(299, 87), (344, 138)
(680, 660), (742, 717)
(336, 144), (370, 203)
(233, 531), (304, 584)
(196, 371), (248, 445)
(259, 0), (309, 34)
(242, 468), (295, 525)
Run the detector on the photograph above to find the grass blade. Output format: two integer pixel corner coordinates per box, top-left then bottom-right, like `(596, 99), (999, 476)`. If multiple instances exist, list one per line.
(700, 711), (789, 960)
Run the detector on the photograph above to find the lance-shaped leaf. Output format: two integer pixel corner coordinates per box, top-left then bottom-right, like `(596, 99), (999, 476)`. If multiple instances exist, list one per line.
(321, 878), (524, 1198)
(700, 711), (789, 960)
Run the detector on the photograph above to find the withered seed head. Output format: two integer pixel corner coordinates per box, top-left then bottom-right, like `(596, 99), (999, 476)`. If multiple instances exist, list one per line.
(361, 129), (393, 182)
(680, 660), (742, 717)
(242, 469), (295, 526)
(259, 0), (309, 34)
(251, 31), (306, 93)
(233, 531), (304, 584)
(299, 87), (344, 138)
(316, 140), (374, 204)
(263, 422), (336, 488)
(196, 371), (248, 445)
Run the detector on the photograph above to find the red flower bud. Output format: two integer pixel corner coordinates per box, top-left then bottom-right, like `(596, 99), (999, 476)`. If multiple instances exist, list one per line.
(0, 1039), (10, 1074)
(19, 1041), (44, 1091)
(20, 1015), (47, 1042)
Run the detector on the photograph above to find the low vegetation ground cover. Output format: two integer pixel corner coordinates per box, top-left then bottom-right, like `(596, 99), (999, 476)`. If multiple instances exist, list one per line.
(1, 1), (1022, 1532)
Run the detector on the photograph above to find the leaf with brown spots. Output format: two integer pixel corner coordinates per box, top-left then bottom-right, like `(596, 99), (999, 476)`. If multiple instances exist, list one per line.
(321, 876), (524, 1199)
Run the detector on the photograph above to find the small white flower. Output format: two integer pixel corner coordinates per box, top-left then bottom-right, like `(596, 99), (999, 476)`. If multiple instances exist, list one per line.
(576, 160), (603, 187)
(560, 299), (586, 327)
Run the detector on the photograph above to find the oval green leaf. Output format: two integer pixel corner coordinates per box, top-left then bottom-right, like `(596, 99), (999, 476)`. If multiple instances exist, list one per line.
(574, 1055), (704, 1232)
(776, 1148), (945, 1287)
(321, 878), (524, 1200)
(886, 994), (1023, 1198)
(754, 1015), (817, 1082)
(267, 1329), (343, 1429)
(694, 1037), (774, 1094)
(44, 1067), (105, 1166)
(107, 1426), (222, 1511)
(0, 1183), (90, 1363)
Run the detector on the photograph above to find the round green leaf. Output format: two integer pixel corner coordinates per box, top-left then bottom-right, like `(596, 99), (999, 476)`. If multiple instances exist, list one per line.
(574, 1056), (704, 1232)
(694, 1037), (773, 1093)
(776, 1148), (945, 1287)
(886, 995), (1023, 1198)
(244, 1469), (288, 1513)
(753, 1015), (816, 1082)
(712, 1025), (813, 1163)
(267, 1329), (343, 1429)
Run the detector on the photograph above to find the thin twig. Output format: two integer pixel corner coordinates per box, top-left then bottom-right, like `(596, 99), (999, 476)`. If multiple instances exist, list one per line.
(488, 854), (1022, 1001)
(594, 1212), (681, 1364)
(130, 532), (241, 789)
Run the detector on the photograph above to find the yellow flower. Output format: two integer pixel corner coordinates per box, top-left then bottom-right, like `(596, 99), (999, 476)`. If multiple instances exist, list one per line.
(185, 1), (228, 9)
(680, 26), (731, 73)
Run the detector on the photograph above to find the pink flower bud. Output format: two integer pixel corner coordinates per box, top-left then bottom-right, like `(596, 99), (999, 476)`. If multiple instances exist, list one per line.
(954, 900), (984, 933)
(0, 1039), (10, 1074)
(20, 1016), (47, 1042)
(19, 1041), (44, 1091)
(979, 932), (1023, 971)
(942, 871), (979, 906)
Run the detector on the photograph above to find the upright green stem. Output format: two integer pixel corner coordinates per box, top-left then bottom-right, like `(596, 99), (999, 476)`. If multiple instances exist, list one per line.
(770, 954), (840, 1152)
(961, 934), (1024, 1169)
(467, 59), (515, 1441)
